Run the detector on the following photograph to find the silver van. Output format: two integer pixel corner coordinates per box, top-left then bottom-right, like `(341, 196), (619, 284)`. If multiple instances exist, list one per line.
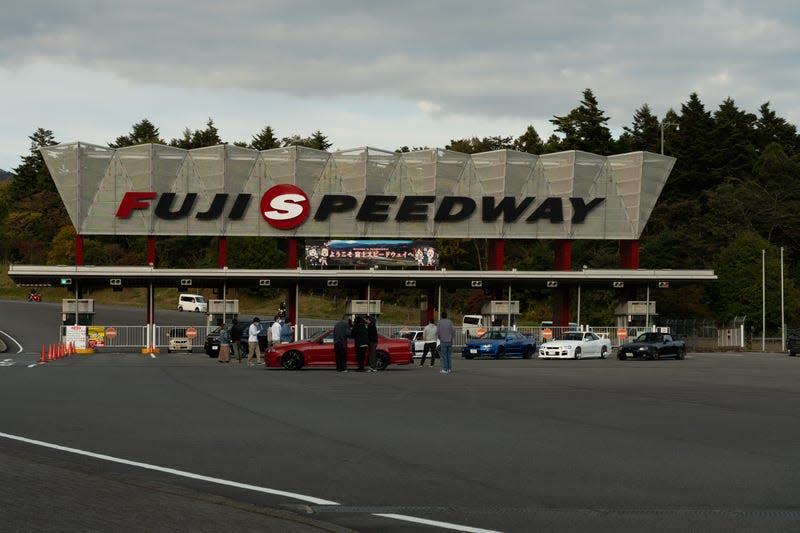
(178, 294), (207, 313)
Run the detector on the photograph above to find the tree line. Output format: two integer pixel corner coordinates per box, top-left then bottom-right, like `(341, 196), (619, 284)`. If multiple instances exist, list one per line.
(1, 89), (799, 332)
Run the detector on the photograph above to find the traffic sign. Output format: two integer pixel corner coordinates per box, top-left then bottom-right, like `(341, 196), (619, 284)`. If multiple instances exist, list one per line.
(105, 327), (117, 340)
(186, 327), (197, 339)
(617, 328), (628, 340)
(542, 328), (553, 341)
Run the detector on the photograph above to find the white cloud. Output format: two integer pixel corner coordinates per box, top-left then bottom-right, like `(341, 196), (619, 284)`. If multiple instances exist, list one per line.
(0, 0), (798, 169)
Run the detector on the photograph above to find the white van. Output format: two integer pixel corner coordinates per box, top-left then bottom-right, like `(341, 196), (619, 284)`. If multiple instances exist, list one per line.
(178, 294), (207, 313)
(462, 315), (485, 338)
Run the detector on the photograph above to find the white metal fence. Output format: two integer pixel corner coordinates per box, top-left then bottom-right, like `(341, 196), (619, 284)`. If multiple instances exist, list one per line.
(59, 322), (728, 352)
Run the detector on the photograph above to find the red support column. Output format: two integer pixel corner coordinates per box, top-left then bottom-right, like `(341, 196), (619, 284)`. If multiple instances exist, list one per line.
(620, 240), (640, 269)
(488, 239), (505, 270)
(288, 237), (298, 269)
(552, 240), (573, 327)
(218, 236), (227, 269)
(147, 236), (156, 266)
(74, 234), (84, 266)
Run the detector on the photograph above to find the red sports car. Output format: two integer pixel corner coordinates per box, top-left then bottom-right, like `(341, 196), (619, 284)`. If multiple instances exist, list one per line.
(264, 329), (414, 370)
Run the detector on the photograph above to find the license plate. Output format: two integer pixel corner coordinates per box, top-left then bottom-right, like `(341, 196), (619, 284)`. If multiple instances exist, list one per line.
(212, 346), (219, 351)
(470, 349), (478, 354)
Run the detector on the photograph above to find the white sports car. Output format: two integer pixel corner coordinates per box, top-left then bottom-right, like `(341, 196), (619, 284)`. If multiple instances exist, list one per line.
(538, 331), (612, 359)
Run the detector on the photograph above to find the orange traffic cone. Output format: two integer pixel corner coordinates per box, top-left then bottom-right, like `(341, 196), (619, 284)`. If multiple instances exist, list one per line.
(69, 341), (75, 356)
(39, 344), (46, 363)
(47, 344), (53, 361)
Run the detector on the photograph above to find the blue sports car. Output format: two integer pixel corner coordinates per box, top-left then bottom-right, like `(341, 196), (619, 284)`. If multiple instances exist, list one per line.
(461, 329), (536, 359)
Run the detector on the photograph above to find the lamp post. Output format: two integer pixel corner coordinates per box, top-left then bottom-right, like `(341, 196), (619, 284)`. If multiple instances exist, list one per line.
(660, 120), (677, 155)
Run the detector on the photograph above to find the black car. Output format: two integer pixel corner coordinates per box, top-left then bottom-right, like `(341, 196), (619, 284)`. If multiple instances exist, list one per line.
(204, 326), (222, 357)
(788, 328), (800, 356)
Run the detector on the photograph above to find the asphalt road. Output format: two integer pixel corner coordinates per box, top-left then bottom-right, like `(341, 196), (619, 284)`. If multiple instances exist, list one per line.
(2, 300), (800, 532)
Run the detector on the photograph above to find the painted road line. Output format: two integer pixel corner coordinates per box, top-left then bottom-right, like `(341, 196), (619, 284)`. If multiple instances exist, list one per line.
(0, 330), (24, 354)
(374, 513), (502, 533)
(0, 431), (501, 532)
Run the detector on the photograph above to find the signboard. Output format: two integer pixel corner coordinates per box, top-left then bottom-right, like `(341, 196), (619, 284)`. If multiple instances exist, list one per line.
(40, 143), (676, 240)
(64, 325), (87, 350)
(306, 240), (438, 268)
(88, 326), (106, 347)
(186, 327), (197, 339)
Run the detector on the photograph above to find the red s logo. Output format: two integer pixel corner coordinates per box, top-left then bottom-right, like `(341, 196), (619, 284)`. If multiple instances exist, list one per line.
(260, 184), (310, 229)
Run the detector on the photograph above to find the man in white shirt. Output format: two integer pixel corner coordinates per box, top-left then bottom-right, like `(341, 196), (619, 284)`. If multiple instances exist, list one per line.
(420, 318), (438, 367)
(247, 317), (262, 366)
(270, 315), (282, 349)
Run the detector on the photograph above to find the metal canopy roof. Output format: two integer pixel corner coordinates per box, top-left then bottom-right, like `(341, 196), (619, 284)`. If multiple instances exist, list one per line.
(8, 264), (716, 291)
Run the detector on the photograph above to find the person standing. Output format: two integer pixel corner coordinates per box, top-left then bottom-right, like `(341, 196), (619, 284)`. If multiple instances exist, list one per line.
(270, 315), (282, 349)
(230, 318), (243, 363)
(333, 314), (351, 372)
(420, 318), (438, 367)
(366, 315), (379, 371)
(280, 319), (294, 343)
(247, 317), (262, 366)
(218, 323), (231, 363)
(437, 311), (455, 373)
(351, 315), (369, 372)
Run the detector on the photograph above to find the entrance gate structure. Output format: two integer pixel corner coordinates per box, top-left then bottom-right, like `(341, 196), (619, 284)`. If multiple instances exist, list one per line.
(9, 142), (716, 351)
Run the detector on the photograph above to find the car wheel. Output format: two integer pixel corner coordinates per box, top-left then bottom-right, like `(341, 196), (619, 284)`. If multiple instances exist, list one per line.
(522, 346), (532, 359)
(677, 347), (686, 360)
(167, 348), (172, 353)
(186, 349), (192, 354)
(618, 352), (627, 360)
(281, 351), (304, 370)
(375, 351), (390, 371)
(178, 306), (183, 312)
(494, 346), (504, 359)
(194, 307), (200, 312)
(651, 350), (660, 360)
(574, 347), (581, 360)
(600, 346), (607, 359)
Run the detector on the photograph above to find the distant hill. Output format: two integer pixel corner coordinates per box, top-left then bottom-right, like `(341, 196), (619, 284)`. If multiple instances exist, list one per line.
(0, 169), (13, 181)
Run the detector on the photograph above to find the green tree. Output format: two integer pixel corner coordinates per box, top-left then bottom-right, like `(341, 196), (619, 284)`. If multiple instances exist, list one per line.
(110, 119), (164, 148)
(513, 126), (544, 154)
(281, 131), (332, 150)
(618, 103), (661, 153)
(755, 102), (799, 156)
(549, 88), (613, 154)
(665, 93), (715, 199)
(250, 126), (280, 150)
(447, 135), (513, 154)
(712, 232), (800, 333)
(170, 118), (223, 149)
(709, 98), (757, 181)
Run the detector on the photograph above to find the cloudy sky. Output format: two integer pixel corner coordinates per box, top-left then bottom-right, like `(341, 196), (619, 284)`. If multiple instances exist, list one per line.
(1, 0), (798, 171)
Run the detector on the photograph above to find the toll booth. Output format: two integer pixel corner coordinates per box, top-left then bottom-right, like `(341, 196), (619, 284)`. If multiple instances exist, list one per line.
(346, 299), (381, 316)
(481, 300), (520, 328)
(207, 299), (239, 327)
(62, 299), (95, 326)
(615, 300), (657, 332)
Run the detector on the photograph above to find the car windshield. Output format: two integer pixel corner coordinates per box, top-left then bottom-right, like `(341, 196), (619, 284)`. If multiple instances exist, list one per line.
(394, 331), (416, 341)
(559, 332), (584, 341)
(635, 333), (663, 343)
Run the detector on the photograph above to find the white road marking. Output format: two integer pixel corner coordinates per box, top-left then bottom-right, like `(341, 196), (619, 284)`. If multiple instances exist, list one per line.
(0, 330), (24, 354)
(0, 359), (14, 367)
(0, 431), (499, 532)
(374, 513), (503, 532)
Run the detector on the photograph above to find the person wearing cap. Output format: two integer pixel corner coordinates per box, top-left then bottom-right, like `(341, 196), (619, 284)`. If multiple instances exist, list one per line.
(247, 317), (262, 366)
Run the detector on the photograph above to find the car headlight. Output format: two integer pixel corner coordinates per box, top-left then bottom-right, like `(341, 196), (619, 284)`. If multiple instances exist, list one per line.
(637, 346), (649, 351)
(481, 344), (493, 350)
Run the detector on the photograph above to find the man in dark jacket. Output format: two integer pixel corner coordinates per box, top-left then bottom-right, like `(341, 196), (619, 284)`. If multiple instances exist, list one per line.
(333, 314), (351, 372)
(366, 315), (379, 371)
(230, 318), (244, 362)
(351, 315), (369, 372)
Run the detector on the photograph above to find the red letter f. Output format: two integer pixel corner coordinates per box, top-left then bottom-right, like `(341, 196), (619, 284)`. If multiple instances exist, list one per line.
(116, 192), (157, 218)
